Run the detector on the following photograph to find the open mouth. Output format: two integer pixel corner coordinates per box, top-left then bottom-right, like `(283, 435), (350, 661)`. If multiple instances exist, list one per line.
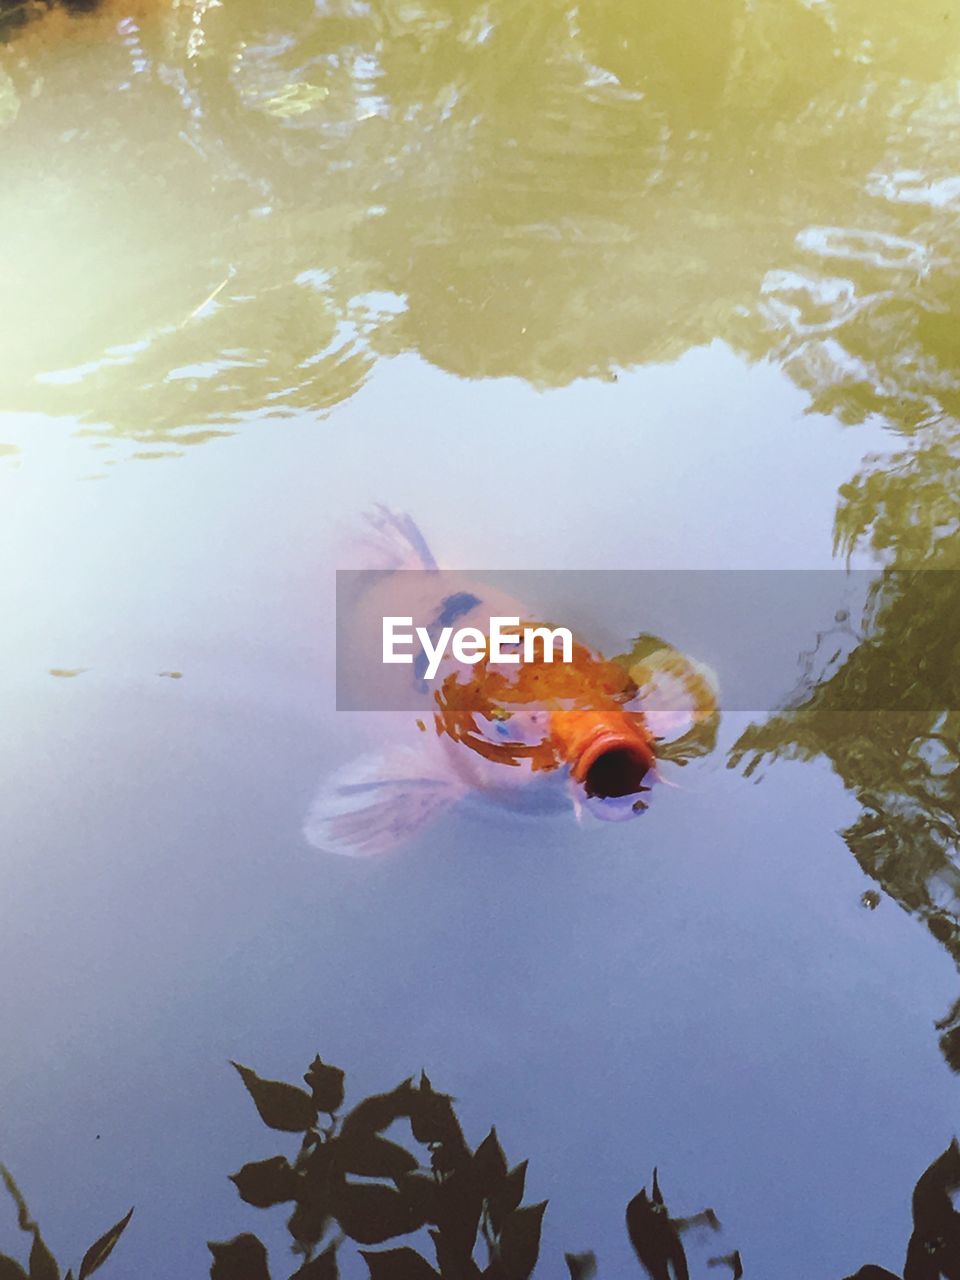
(578, 735), (651, 799)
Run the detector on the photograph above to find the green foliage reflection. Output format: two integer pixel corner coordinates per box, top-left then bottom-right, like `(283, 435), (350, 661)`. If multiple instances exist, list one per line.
(3, 0), (960, 454)
(730, 566), (960, 1064)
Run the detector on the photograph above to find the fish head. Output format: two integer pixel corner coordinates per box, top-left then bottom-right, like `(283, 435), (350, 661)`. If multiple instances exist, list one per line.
(432, 636), (661, 817)
(550, 705), (656, 820)
(432, 629), (718, 823)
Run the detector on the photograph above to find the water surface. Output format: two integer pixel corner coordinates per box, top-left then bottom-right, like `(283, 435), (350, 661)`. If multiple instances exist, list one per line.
(2, 2), (960, 1277)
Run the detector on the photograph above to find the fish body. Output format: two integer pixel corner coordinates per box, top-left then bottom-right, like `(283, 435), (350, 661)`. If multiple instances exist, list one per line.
(306, 508), (718, 855)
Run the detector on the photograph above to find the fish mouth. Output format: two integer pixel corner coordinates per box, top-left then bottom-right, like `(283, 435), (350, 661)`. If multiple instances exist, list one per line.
(575, 732), (652, 799)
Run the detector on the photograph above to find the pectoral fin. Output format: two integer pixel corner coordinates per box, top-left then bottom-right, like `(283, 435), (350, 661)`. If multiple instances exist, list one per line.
(303, 746), (463, 856)
(615, 634), (720, 765)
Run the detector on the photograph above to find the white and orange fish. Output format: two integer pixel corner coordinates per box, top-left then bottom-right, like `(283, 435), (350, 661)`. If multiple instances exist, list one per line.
(305, 508), (719, 856)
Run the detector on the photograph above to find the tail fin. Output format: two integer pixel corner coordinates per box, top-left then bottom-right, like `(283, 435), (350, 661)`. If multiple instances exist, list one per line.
(343, 505), (438, 572)
(303, 746), (462, 856)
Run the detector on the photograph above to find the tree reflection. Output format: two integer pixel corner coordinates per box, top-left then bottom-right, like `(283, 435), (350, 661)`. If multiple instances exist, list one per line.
(730, 562), (960, 1065)
(208, 1052), (959, 1279)
(210, 1053), (960, 1279)
(1, 1051), (958, 1276)
(2, 0), (960, 447)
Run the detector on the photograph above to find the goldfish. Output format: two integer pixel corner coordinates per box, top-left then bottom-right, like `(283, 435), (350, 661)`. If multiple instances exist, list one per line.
(305, 507), (719, 856)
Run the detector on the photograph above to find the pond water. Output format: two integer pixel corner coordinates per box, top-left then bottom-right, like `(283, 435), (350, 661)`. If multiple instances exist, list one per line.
(2, 2), (960, 1278)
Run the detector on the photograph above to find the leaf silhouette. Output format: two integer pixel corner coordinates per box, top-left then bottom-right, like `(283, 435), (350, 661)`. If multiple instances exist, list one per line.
(488, 1163), (527, 1236)
(232, 1063), (319, 1133)
(339, 1083), (415, 1144)
(303, 1058), (346, 1115)
(472, 1130), (508, 1201)
(904, 1232), (953, 1280)
(0, 1170), (57, 1280)
(408, 1079), (467, 1163)
(230, 1157), (299, 1208)
(208, 1234), (271, 1280)
(334, 1133), (419, 1182)
(707, 1252), (744, 1280)
(0, 1168), (30, 1232)
(564, 1253), (597, 1280)
(396, 1172), (440, 1226)
(286, 1198), (331, 1253)
(498, 1201), (547, 1280)
(905, 1138), (960, 1280)
(429, 1228), (482, 1280)
(77, 1208), (133, 1279)
(626, 1185), (688, 1280)
(912, 1138), (960, 1232)
(840, 1270), (901, 1280)
(290, 1243), (339, 1278)
(436, 1167), (483, 1261)
(333, 1182), (427, 1245)
(360, 1247), (439, 1279)
(292, 1142), (336, 1239)
(28, 1236), (58, 1280)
